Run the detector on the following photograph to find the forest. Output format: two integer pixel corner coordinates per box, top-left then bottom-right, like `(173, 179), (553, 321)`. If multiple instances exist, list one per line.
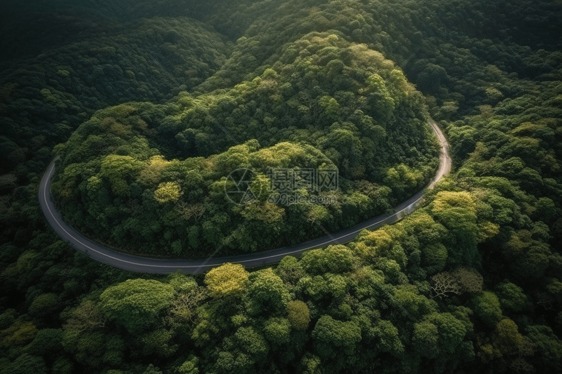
(50, 31), (438, 256)
(1, 0), (562, 373)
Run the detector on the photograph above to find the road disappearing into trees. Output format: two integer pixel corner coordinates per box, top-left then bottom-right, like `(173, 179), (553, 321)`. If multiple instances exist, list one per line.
(39, 119), (451, 274)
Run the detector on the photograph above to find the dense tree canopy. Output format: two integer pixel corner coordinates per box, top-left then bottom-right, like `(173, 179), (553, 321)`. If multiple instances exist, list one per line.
(1, 0), (562, 373)
(49, 31), (439, 256)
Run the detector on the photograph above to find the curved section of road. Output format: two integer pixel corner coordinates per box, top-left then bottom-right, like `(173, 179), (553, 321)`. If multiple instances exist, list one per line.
(39, 119), (451, 274)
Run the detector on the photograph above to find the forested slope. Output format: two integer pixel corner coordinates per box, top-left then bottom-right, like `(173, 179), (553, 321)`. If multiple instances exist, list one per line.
(1, 0), (562, 374)
(50, 32), (439, 256)
(0, 16), (229, 189)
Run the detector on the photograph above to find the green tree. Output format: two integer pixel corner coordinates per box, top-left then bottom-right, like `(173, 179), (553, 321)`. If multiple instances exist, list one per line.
(300, 245), (355, 275)
(412, 321), (439, 358)
(234, 326), (269, 360)
(141, 328), (177, 357)
(472, 291), (503, 327)
(422, 243), (448, 275)
(154, 182), (182, 203)
(26, 329), (63, 356)
(276, 256), (305, 285)
(28, 294), (60, 318)
(99, 279), (174, 333)
(494, 318), (524, 354)
(245, 268), (290, 315)
(64, 301), (105, 332)
(495, 281), (528, 312)
(525, 325), (562, 373)
(100, 154), (142, 196)
(177, 355), (200, 374)
(425, 312), (467, 355)
(263, 317), (291, 345)
(287, 300), (311, 331)
(312, 315), (361, 358)
(142, 364), (163, 374)
(5, 354), (47, 374)
(204, 263), (249, 298)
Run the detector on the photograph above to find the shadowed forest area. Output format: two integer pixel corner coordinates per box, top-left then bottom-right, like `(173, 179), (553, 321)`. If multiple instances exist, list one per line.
(1, 0), (562, 373)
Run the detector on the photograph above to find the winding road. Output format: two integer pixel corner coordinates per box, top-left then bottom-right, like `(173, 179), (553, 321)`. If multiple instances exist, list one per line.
(39, 119), (451, 274)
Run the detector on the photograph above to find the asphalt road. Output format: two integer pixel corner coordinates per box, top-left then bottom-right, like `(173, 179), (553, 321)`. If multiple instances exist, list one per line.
(39, 119), (451, 274)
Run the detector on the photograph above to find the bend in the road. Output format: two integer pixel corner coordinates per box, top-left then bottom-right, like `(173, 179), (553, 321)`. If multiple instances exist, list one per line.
(39, 119), (451, 274)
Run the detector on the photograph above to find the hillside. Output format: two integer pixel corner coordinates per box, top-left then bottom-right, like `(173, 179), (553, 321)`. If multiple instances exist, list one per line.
(0, 1), (561, 374)
(51, 32), (439, 256)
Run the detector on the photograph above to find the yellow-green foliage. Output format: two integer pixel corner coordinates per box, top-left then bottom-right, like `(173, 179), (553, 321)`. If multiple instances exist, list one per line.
(204, 263), (249, 298)
(51, 27), (438, 256)
(432, 191), (476, 213)
(287, 300), (310, 330)
(100, 155), (142, 196)
(4, 1), (562, 373)
(0, 320), (38, 348)
(154, 182), (183, 203)
(241, 202), (285, 224)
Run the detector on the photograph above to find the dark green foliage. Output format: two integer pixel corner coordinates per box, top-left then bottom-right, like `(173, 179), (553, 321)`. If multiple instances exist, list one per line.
(28, 294), (60, 318)
(312, 315), (361, 358)
(99, 279), (175, 333)
(50, 31), (439, 256)
(2, 353), (47, 374)
(1, 0), (562, 373)
(26, 329), (62, 356)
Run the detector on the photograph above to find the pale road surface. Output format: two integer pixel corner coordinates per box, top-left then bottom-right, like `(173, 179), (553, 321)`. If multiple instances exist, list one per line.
(39, 119), (451, 274)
